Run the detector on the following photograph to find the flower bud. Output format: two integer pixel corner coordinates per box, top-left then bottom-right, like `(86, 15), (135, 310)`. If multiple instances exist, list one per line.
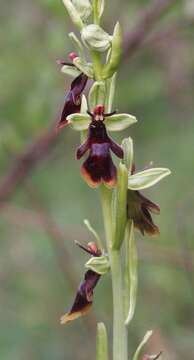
(81, 24), (112, 52)
(102, 22), (122, 79)
(72, 0), (92, 21)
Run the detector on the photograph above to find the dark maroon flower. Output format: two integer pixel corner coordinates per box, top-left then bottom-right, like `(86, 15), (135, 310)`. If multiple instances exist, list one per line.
(60, 242), (101, 324)
(60, 269), (100, 324)
(57, 54), (88, 130)
(76, 105), (124, 188)
(127, 164), (160, 236)
(127, 190), (160, 236)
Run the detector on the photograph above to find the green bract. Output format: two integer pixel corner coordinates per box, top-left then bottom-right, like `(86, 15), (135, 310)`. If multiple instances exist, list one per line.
(85, 255), (110, 275)
(89, 81), (106, 110)
(102, 22), (122, 79)
(61, 64), (81, 77)
(69, 32), (84, 58)
(72, 0), (92, 21)
(67, 113), (90, 131)
(132, 331), (153, 360)
(84, 219), (103, 250)
(62, 0), (84, 30)
(96, 322), (109, 360)
(113, 163), (128, 250)
(105, 113), (137, 131)
(125, 221), (138, 325)
(81, 24), (112, 52)
(128, 168), (171, 190)
(122, 137), (133, 173)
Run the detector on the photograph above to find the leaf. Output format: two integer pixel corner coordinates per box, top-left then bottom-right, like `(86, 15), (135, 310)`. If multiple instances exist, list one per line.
(84, 219), (103, 250)
(85, 255), (110, 275)
(132, 331), (153, 360)
(125, 221), (138, 325)
(105, 113), (137, 131)
(122, 137), (134, 173)
(67, 113), (90, 131)
(61, 65), (81, 77)
(128, 168), (171, 190)
(113, 163), (128, 250)
(89, 81), (106, 110)
(96, 322), (109, 360)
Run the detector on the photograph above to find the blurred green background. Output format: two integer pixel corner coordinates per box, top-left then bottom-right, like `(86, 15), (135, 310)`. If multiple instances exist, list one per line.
(1, 0), (194, 359)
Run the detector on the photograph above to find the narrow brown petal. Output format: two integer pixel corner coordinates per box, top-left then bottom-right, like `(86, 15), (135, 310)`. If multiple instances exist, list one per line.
(109, 137), (124, 159)
(76, 138), (90, 159)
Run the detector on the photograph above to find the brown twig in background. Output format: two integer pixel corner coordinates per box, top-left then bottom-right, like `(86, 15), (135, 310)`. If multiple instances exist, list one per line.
(2, 202), (194, 273)
(25, 183), (97, 337)
(0, 0), (180, 204)
(0, 124), (58, 203)
(123, 0), (177, 58)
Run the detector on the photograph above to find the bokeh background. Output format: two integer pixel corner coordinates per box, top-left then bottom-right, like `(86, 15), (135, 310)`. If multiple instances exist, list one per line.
(1, 0), (194, 359)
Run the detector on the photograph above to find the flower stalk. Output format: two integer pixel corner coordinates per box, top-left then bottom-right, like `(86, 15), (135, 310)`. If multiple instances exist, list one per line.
(58, 1), (171, 359)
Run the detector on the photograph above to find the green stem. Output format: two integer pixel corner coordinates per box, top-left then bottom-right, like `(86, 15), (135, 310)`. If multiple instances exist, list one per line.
(92, 0), (100, 25)
(100, 185), (128, 360)
(91, 51), (102, 81)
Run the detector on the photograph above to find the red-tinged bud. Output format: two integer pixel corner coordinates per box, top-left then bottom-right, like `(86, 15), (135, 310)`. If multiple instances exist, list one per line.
(69, 52), (78, 61)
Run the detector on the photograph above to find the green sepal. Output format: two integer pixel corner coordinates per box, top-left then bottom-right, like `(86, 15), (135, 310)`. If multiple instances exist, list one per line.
(62, 0), (84, 30)
(96, 322), (109, 360)
(112, 163), (128, 250)
(105, 113), (137, 132)
(72, 0), (92, 21)
(85, 255), (110, 275)
(72, 56), (94, 78)
(67, 113), (90, 131)
(128, 168), (171, 190)
(69, 32), (84, 58)
(89, 81), (106, 110)
(61, 65), (81, 78)
(102, 22), (122, 79)
(81, 24), (112, 52)
(84, 219), (103, 250)
(132, 331), (153, 360)
(125, 221), (138, 325)
(122, 137), (133, 173)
